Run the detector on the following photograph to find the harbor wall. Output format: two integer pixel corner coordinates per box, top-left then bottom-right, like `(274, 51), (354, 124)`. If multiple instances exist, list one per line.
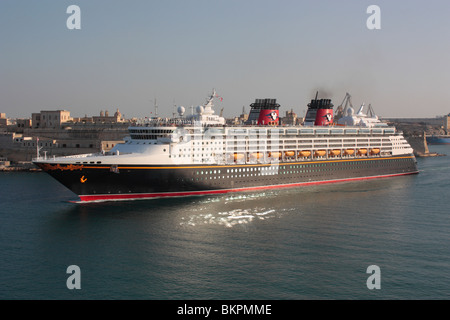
(406, 135), (429, 156)
(383, 117), (444, 126)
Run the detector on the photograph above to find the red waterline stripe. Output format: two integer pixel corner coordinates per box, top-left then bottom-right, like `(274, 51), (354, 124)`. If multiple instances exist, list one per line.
(76, 171), (418, 203)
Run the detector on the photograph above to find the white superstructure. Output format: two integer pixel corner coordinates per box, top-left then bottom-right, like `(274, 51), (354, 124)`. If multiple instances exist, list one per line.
(35, 90), (413, 166)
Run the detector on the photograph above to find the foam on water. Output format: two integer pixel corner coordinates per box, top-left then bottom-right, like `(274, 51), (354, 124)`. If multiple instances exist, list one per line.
(180, 208), (278, 228)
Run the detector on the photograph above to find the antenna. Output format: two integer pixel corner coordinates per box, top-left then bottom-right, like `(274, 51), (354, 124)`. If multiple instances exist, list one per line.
(154, 98), (158, 117)
(36, 137), (39, 159)
(36, 137), (43, 160)
(173, 99), (177, 118)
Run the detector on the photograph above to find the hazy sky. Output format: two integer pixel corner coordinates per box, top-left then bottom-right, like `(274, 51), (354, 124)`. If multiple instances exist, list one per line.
(1, 0), (450, 119)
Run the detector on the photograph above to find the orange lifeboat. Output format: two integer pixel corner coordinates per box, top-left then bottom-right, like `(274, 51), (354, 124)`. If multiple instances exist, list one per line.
(269, 152), (281, 158)
(329, 149), (341, 156)
(250, 152), (264, 159)
(314, 150), (326, 157)
(299, 150), (311, 157)
(233, 153), (245, 160)
(344, 149), (355, 156)
(370, 148), (380, 155)
(284, 151), (295, 157)
(358, 148), (367, 155)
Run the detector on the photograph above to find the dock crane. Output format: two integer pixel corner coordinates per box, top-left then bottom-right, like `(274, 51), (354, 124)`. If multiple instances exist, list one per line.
(335, 92), (354, 121)
(335, 92), (377, 121)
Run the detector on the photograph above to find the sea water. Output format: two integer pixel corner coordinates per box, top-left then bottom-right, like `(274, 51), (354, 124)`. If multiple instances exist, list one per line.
(1, 145), (449, 299)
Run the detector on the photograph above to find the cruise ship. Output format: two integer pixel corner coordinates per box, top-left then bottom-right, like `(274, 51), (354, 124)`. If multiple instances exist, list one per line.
(33, 90), (419, 202)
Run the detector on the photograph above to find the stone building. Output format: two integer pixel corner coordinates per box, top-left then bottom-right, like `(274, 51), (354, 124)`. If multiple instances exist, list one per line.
(16, 119), (32, 129)
(92, 109), (124, 123)
(32, 110), (72, 128)
(280, 109), (299, 125)
(0, 113), (8, 127)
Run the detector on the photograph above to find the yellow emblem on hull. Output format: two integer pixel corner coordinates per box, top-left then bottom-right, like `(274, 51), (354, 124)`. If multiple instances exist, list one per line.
(80, 176), (87, 183)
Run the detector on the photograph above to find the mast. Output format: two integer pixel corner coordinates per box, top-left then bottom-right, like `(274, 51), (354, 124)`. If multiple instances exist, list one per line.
(36, 137), (43, 160)
(173, 99), (177, 118)
(36, 137), (39, 159)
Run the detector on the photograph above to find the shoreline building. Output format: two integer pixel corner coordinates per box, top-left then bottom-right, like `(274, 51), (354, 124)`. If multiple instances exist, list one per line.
(281, 109), (302, 125)
(72, 109), (125, 124)
(0, 113), (9, 127)
(1, 108), (129, 162)
(32, 110), (72, 129)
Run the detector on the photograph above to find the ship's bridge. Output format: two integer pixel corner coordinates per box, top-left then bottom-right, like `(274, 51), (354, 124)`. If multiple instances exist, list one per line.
(128, 127), (175, 141)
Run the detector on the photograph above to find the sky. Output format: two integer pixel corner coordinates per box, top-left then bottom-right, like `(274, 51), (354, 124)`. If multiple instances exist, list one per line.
(1, 0), (450, 119)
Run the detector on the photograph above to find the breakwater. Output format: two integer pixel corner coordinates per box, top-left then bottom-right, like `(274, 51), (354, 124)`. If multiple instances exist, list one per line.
(0, 161), (41, 172)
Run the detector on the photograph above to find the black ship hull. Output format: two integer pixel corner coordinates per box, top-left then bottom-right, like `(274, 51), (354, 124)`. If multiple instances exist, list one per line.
(35, 155), (419, 202)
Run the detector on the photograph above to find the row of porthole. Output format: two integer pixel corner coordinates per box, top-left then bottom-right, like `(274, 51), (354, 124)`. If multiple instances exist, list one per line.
(173, 161), (413, 183)
(192, 159), (410, 176)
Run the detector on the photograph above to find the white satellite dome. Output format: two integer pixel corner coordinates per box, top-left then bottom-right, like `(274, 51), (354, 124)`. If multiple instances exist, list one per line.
(177, 106), (185, 116)
(196, 105), (204, 114)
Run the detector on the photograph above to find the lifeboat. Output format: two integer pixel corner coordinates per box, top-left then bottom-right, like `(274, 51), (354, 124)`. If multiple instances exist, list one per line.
(299, 150), (311, 157)
(370, 148), (380, 155)
(284, 151), (295, 157)
(233, 153), (245, 160)
(358, 148), (367, 155)
(314, 150), (326, 157)
(250, 152), (264, 159)
(344, 149), (355, 156)
(329, 149), (341, 156)
(269, 152), (281, 158)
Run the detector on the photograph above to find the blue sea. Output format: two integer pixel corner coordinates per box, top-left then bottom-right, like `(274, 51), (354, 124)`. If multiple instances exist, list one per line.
(1, 145), (450, 300)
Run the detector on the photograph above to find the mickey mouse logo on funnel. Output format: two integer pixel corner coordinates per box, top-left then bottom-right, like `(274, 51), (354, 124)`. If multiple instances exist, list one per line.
(269, 111), (278, 121)
(258, 109), (279, 125)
